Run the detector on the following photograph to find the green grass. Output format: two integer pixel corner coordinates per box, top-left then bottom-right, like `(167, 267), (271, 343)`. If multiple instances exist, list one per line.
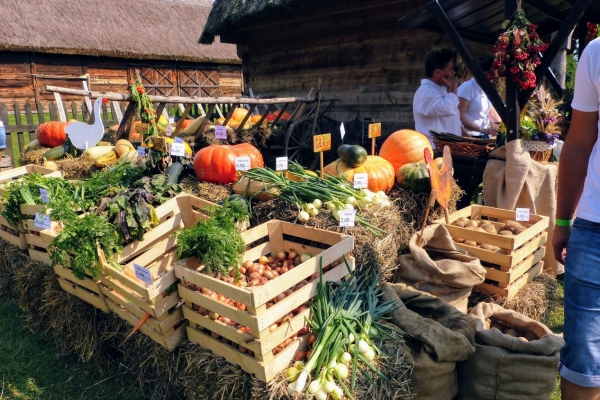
(0, 300), (143, 400)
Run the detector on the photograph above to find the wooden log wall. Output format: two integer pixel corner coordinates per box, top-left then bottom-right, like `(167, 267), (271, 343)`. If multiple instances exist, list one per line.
(0, 51), (243, 112)
(232, 0), (491, 137)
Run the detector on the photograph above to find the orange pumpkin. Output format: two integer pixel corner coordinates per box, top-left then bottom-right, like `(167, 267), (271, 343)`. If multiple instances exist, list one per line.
(231, 108), (249, 122)
(378, 129), (433, 172)
(36, 121), (69, 147)
(322, 155), (395, 193)
(193, 143), (264, 184)
(266, 110), (292, 121)
(180, 119), (193, 129)
(250, 114), (267, 127)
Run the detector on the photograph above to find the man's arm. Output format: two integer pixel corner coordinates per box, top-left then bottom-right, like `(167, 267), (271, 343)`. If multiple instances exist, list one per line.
(553, 109), (599, 262)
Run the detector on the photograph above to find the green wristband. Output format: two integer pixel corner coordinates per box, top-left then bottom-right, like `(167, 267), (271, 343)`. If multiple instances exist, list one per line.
(556, 219), (572, 227)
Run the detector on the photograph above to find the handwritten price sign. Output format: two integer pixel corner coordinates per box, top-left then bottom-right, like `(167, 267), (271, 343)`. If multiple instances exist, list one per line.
(353, 173), (369, 189)
(313, 134), (332, 153)
(235, 157), (251, 171)
(39, 188), (50, 204)
(134, 264), (153, 284)
(276, 157), (288, 171)
(215, 125), (227, 140)
(368, 123), (382, 138)
(34, 213), (51, 230)
(339, 210), (356, 227)
(515, 208), (530, 222)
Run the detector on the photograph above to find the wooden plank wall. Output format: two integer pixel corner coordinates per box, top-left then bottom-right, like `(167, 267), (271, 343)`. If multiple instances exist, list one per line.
(234, 0), (490, 136)
(0, 51), (243, 110)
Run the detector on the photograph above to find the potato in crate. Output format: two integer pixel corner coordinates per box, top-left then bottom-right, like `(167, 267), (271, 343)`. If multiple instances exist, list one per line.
(0, 165), (61, 249)
(98, 193), (216, 351)
(174, 220), (355, 382)
(435, 205), (549, 299)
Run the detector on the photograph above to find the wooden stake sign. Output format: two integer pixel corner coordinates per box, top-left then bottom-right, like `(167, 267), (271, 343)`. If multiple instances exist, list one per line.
(368, 122), (381, 155)
(313, 133), (332, 178)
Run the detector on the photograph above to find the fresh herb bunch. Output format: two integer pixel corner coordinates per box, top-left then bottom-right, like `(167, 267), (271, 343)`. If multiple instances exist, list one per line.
(131, 174), (182, 205)
(80, 161), (146, 204)
(49, 213), (122, 280)
(130, 70), (157, 138)
(176, 201), (250, 278)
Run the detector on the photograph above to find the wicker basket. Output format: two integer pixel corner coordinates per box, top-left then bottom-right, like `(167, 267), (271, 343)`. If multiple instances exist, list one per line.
(430, 131), (495, 158)
(522, 140), (555, 163)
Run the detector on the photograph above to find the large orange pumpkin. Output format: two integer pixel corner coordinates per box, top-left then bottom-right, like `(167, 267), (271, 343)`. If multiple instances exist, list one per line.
(231, 108), (249, 122)
(193, 143), (264, 184)
(378, 129), (433, 172)
(322, 155), (395, 193)
(36, 121), (69, 147)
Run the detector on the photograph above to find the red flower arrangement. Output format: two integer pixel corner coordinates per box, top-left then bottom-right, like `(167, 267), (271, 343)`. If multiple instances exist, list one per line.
(130, 70), (158, 137)
(487, 8), (549, 91)
(587, 22), (600, 41)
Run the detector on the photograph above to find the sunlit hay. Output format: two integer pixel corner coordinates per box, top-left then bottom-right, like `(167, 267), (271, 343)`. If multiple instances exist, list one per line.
(179, 342), (259, 400)
(55, 158), (97, 179)
(0, 240), (28, 298)
(468, 273), (559, 325)
(179, 175), (231, 204)
(250, 198), (404, 280)
(13, 259), (53, 329)
(19, 147), (48, 165)
(184, 125), (237, 149)
(117, 333), (186, 400)
(388, 180), (463, 255)
(236, 125), (273, 147)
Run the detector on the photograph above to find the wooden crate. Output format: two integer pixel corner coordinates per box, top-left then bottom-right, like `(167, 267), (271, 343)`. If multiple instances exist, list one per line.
(22, 217), (62, 265)
(0, 165), (62, 249)
(98, 193), (215, 350)
(175, 220), (354, 382)
(54, 264), (110, 312)
(435, 205), (549, 298)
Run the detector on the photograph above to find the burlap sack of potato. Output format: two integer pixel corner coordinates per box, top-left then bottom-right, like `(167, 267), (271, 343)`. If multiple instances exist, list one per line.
(456, 302), (564, 400)
(394, 223), (487, 313)
(382, 283), (476, 400)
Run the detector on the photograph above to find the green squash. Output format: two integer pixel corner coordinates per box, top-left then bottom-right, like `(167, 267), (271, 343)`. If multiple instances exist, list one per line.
(395, 162), (431, 193)
(337, 144), (368, 167)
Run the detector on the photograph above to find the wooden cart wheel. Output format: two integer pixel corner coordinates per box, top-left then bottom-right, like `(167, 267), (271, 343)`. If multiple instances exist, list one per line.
(284, 116), (320, 170)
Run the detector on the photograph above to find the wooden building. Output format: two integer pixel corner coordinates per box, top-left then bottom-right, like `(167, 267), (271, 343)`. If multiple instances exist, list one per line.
(0, 0), (242, 110)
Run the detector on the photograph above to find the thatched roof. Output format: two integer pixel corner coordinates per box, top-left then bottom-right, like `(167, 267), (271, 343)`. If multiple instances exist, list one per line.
(200, 0), (335, 44)
(0, 0), (240, 64)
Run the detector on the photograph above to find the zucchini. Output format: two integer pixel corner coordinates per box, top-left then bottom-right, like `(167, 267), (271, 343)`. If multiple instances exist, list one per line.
(43, 143), (67, 161)
(165, 162), (184, 185)
(24, 139), (41, 152)
(337, 144), (368, 167)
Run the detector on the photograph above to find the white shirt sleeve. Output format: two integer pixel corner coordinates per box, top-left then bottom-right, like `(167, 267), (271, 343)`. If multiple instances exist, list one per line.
(457, 81), (474, 102)
(572, 39), (600, 113)
(418, 92), (459, 117)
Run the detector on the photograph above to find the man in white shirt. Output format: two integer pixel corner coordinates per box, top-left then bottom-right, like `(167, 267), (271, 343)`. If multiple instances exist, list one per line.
(413, 48), (462, 147)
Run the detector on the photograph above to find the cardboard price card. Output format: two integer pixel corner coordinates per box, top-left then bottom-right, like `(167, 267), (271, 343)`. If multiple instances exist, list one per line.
(368, 122), (382, 138)
(215, 125), (227, 140)
(313, 133), (332, 152)
(339, 209), (356, 227)
(134, 264), (153, 284)
(515, 208), (530, 222)
(170, 142), (185, 157)
(34, 213), (51, 230)
(276, 156), (289, 171)
(353, 173), (369, 189)
(39, 188), (50, 204)
(235, 156), (251, 171)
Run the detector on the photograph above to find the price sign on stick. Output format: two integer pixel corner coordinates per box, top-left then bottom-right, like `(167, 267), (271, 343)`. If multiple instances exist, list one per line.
(215, 125), (227, 140)
(276, 157), (289, 171)
(313, 133), (332, 178)
(339, 209), (356, 227)
(34, 213), (51, 230)
(134, 264), (153, 284)
(515, 208), (530, 222)
(353, 173), (368, 189)
(235, 156), (251, 171)
(368, 123), (381, 155)
(39, 188), (50, 204)
(170, 141), (185, 157)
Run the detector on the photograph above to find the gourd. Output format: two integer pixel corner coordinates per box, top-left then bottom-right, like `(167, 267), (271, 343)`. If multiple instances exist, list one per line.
(115, 139), (135, 157)
(43, 141), (72, 161)
(379, 129), (433, 172)
(82, 146), (116, 161)
(24, 139), (41, 152)
(337, 144), (368, 167)
(232, 176), (279, 202)
(396, 162), (431, 193)
(165, 162), (184, 185)
(250, 115), (267, 128)
(36, 121), (69, 148)
(194, 143), (264, 184)
(266, 110), (292, 121)
(41, 158), (58, 171)
(95, 150), (117, 167)
(322, 155), (395, 193)
(120, 150), (138, 163)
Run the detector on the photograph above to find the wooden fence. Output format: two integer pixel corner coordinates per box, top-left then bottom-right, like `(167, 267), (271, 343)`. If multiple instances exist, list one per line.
(0, 100), (232, 168)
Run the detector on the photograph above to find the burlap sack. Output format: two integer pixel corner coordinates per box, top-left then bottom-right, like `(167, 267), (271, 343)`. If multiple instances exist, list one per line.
(457, 302), (564, 400)
(383, 283), (476, 400)
(395, 224), (487, 313)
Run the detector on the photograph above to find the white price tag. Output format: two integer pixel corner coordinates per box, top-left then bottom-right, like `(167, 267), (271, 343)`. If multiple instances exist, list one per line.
(215, 125), (227, 140)
(235, 156), (251, 171)
(170, 142), (185, 157)
(515, 208), (530, 222)
(39, 188), (50, 204)
(353, 173), (369, 189)
(166, 125), (172, 137)
(168, 117), (175, 124)
(137, 146), (146, 157)
(276, 156), (288, 171)
(134, 263), (153, 284)
(340, 122), (346, 140)
(34, 213), (51, 230)
(339, 209), (356, 227)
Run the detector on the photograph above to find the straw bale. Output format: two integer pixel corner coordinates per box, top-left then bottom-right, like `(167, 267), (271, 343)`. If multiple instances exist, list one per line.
(180, 175), (231, 203)
(0, 240), (28, 298)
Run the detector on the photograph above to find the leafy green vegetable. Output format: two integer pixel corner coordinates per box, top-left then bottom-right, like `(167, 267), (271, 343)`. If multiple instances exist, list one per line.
(49, 213), (122, 280)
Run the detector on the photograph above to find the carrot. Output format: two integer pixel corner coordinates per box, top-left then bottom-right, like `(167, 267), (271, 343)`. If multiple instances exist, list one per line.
(122, 312), (151, 343)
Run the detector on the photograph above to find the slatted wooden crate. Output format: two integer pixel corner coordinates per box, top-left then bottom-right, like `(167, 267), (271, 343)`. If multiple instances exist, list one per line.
(0, 165), (62, 249)
(54, 264), (110, 312)
(435, 205), (549, 299)
(98, 193), (215, 351)
(22, 216), (62, 265)
(175, 220), (355, 382)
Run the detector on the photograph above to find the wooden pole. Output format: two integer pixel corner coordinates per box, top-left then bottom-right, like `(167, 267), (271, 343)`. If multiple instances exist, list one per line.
(417, 190), (437, 247)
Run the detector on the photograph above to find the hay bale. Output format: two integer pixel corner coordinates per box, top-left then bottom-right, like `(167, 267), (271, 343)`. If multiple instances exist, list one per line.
(0, 239), (28, 298)
(180, 175), (231, 204)
(20, 147), (48, 165)
(12, 259), (54, 329)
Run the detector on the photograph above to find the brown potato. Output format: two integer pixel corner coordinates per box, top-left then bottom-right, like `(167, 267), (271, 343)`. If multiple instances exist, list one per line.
(467, 220), (481, 228)
(498, 230), (514, 236)
(464, 240), (478, 247)
(481, 223), (498, 234)
(518, 336), (529, 342)
(453, 220), (466, 227)
(480, 244), (501, 252)
(504, 328), (519, 337)
(524, 330), (539, 342)
(454, 238), (465, 243)
(457, 217), (470, 225)
(490, 321), (504, 331)
(506, 220), (524, 230)
(514, 226), (527, 235)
